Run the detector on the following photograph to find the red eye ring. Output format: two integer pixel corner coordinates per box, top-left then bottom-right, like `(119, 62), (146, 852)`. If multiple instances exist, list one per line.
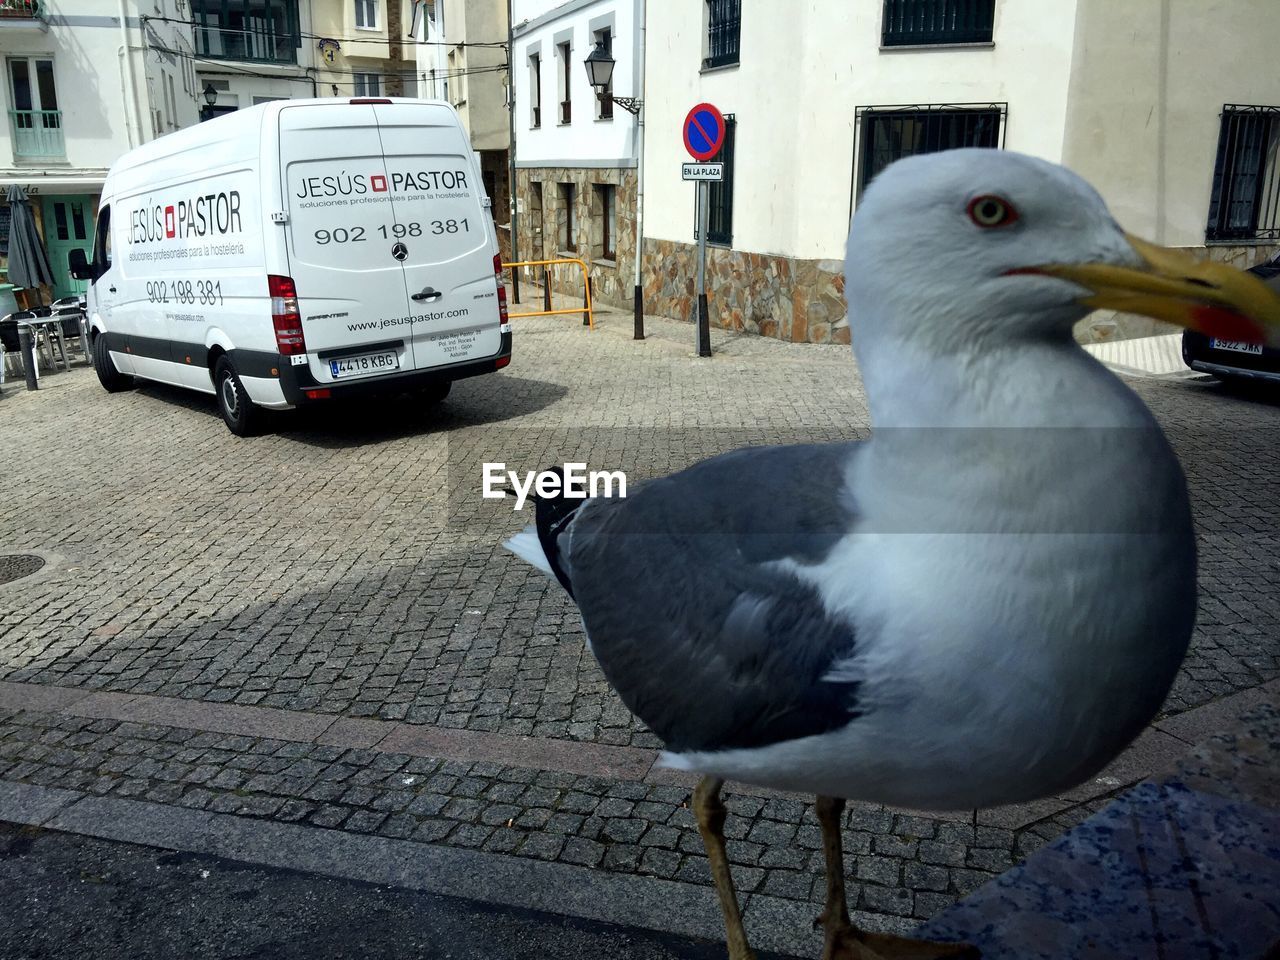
(967, 194), (1019, 229)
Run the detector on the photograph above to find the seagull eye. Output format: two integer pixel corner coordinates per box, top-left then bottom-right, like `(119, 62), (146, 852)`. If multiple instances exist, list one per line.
(967, 195), (1019, 229)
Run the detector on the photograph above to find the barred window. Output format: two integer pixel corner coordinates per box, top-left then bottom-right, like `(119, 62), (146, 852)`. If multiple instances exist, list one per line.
(1206, 105), (1280, 243)
(708, 114), (736, 245)
(704, 0), (740, 69)
(882, 0), (995, 46)
(855, 103), (1004, 200)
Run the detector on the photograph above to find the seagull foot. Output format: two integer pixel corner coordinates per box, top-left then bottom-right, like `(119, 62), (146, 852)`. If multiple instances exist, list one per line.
(823, 928), (979, 960)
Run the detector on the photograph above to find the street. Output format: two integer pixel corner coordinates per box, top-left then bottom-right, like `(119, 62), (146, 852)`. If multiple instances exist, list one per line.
(1, 307), (1278, 956)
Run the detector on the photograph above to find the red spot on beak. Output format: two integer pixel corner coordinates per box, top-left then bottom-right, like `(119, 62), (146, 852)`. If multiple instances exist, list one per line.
(1191, 305), (1265, 343)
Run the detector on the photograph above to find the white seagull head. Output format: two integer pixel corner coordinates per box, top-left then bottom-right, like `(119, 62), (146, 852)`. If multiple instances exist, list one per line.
(846, 148), (1280, 356)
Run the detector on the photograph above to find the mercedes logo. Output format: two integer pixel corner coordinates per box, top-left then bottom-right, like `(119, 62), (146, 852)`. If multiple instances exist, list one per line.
(391, 242), (408, 261)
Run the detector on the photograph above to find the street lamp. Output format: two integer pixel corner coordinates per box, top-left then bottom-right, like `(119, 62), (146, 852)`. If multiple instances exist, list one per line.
(200, 82), (219, 122)
(584, 40), (646, 339)
(583, 42), (641, 115)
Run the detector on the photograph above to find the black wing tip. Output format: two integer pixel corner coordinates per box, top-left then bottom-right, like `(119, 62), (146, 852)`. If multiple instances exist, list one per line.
(533, 466), (583, 599)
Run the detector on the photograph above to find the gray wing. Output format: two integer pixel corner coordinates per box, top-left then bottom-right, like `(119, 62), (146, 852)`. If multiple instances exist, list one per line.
(564, 442), (863, 753)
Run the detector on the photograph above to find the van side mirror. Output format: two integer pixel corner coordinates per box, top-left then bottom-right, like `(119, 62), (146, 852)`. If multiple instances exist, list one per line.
(68, 248), (94, 281)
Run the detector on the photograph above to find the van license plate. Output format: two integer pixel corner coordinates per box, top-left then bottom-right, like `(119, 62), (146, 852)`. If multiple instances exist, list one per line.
(1210, 338), (1263, 355)
(330, 352), (399, 378)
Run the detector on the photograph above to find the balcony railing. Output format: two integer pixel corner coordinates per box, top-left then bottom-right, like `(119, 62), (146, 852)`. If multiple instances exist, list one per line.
(195, 24), (298, 64)
(0, 0), (41, 18)
(10, 109), (64, 158)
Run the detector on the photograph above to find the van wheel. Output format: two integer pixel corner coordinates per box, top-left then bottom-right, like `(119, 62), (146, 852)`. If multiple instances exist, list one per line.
(420, 380), (451, 405)
(93, 334), (134, 393)
(215, 356), (261, 436)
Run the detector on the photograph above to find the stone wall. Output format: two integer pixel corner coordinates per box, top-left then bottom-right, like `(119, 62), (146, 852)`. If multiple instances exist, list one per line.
(513, 167), (638, 310)
(639, 239), (1279, 347)
(639, 239), (849, 345)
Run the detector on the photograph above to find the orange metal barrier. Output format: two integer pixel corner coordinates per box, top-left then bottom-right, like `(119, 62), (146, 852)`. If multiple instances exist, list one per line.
(501, 257), (595, 331)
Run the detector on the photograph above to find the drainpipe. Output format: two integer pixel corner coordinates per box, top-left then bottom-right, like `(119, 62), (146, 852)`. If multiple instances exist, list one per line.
(118, 0), (144, 144)
(632, 0), (646, 338)
(507, 0), (520, 303)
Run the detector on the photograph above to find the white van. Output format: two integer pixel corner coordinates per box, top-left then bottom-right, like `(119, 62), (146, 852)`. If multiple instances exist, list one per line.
(70, 97), (511, 435)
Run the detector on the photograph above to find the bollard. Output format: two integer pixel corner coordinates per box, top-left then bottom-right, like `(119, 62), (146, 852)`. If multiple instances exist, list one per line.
(583, 276), (592, 325)
(543, 267), (552, 312)
(633, 283), (645, 340)
(18, 326), (38, 391)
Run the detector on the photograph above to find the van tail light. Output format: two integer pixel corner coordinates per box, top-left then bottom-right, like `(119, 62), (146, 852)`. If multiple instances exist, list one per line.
(493, 254), (509, 324)
(350, 98), (393, 105)
(268, 274), (306, 355)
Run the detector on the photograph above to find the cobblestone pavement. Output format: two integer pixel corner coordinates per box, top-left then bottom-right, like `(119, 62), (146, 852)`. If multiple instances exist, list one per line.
(0, 307), (1277, 937)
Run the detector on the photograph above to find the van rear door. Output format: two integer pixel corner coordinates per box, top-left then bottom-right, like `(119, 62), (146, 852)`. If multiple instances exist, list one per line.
(369, 101), (502, 371)
(278, 103), (412, 384)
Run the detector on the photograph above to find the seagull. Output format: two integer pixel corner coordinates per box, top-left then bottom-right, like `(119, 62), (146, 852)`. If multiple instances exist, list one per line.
(504, 149), (1280, 960)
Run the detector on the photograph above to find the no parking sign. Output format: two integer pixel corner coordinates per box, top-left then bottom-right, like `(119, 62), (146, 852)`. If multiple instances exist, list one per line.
(683, 103), (725, 162)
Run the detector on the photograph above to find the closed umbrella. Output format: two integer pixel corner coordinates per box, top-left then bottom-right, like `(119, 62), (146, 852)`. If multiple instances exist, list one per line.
(5, 184), (54, 307)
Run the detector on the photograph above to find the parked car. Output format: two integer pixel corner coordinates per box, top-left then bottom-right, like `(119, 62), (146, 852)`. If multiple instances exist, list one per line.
(1182, 249), (1280, 383)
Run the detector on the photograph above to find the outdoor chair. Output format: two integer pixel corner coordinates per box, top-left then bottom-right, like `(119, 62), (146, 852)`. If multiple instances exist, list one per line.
(0, 314), (36, 386)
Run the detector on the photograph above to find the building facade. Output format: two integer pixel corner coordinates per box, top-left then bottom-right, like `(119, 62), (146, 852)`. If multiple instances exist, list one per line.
(193, 0), (420, 117)
(0, 0), (199, 301)
(642, 0), (1280, 344)
(414, 0), (510, 245)
(511, 0), (641, 308)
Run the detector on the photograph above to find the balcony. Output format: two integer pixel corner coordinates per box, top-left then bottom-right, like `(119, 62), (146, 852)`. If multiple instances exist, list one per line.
(0, 0), (47, 27)
(196, 24), (299, 64)
(9, 110), (64, 159)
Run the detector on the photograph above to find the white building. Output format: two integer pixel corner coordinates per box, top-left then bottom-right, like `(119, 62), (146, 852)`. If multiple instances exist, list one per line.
(414, 0), (510, 243)
(511, 0), (642, 307)
(642, 0), (1280, 344)
(0, 0), (199, 301)
(194, 0), (420, 118)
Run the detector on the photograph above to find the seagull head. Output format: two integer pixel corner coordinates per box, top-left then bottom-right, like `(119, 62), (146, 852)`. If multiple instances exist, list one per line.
(846, 149), (1280, 354)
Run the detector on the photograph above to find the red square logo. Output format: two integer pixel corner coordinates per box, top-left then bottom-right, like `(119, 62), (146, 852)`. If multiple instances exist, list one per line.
(371, 175), (388, 193)
(164, 206), (176, 238)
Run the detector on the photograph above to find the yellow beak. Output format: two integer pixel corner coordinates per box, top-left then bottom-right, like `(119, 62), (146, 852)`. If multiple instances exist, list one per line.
(1031, 235), (1280, 348)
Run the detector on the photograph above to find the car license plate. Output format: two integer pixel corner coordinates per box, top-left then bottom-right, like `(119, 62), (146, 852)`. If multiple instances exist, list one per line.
(1210, 338), (1263, 355)
(329, 351), (399, 378)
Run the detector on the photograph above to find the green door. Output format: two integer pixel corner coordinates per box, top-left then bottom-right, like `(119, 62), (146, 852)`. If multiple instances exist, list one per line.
(41, 194), (93, 299)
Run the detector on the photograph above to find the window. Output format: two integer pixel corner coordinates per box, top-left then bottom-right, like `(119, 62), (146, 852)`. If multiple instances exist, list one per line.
(704, 0), (740, 69)
(530, 181), (544, 254)
(355, 0), (376, 29)
(557, 41), (572, 123)
(594, 184), (616, 261)
(7, 56), (63, 158)
(0, 206), (10, 256)
(594, 28), (613, 120)
(165, 73), (178, 129)
(354, 73), (381, 96)
(707, 114), (736, 245)
(854, 103), (1003, 199)
(529, 52), (541, 128)
(559, 182), (576, 252)
(193, 0), (300, 64)
(881, 0), (995, 46)
(92, 205), (112, 275)
(1206, 105), (1280, 243)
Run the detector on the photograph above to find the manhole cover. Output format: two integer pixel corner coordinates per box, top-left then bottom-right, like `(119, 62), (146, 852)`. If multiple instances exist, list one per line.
(0, 554), (45, 585)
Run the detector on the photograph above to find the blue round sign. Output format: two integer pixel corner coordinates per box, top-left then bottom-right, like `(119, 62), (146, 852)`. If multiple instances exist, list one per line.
(683, 103), (725, 162)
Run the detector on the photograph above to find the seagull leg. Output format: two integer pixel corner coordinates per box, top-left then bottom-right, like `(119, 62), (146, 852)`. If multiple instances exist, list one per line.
(694, 776), (755, 960)
(814, 794), (855, 958)
(814, 795), (980, 960)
